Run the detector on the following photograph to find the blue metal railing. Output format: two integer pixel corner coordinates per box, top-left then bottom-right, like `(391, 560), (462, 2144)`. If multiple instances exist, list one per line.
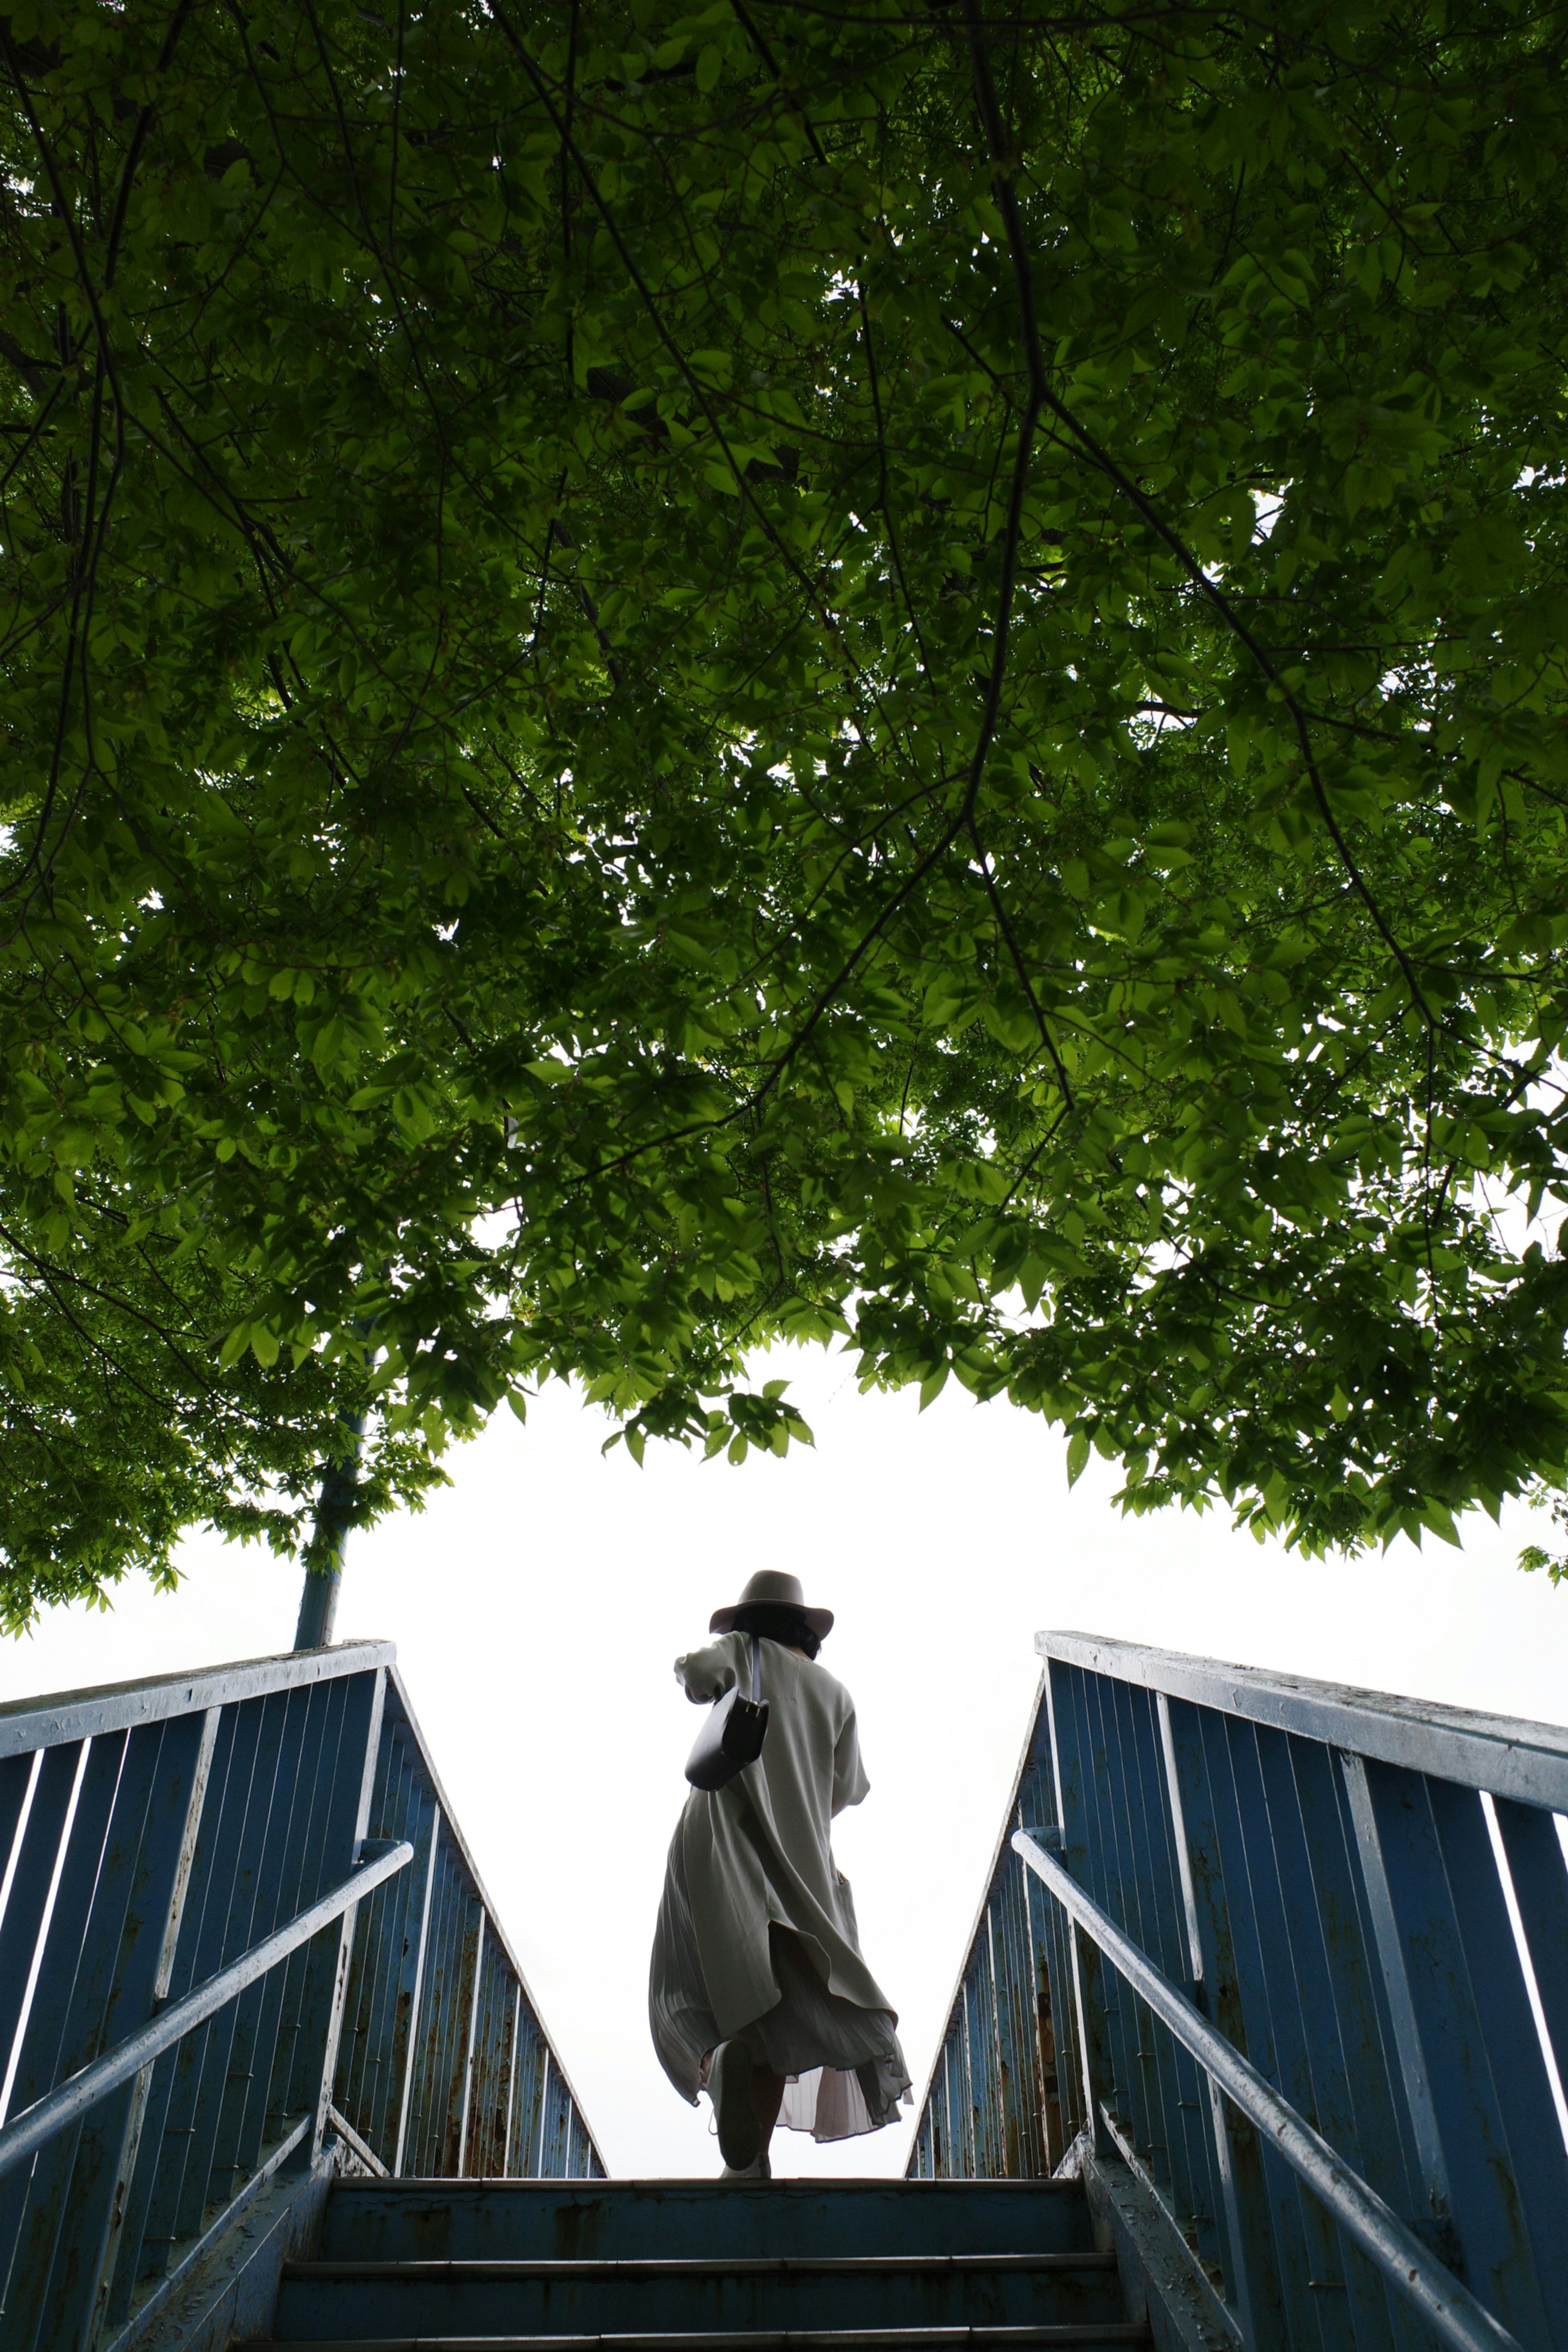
(0, 1642), (603, 2352)
(909, 1631), (1568, 2352)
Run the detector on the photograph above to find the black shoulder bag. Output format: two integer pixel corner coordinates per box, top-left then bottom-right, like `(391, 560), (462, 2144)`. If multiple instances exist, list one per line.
(685, 1635), (768, 1791)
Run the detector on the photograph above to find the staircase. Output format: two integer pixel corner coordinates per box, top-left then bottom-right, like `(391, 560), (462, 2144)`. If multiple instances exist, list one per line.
(261, 2176), (1151, 2350)
(13, 1634), (1561, 2352)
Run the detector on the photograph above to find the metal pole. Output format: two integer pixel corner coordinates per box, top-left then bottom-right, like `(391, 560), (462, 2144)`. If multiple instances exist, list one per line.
(294, 1411), (367, 1650)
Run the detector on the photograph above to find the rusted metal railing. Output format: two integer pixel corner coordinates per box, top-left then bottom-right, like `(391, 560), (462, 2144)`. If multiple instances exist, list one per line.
(906, 1703), (1078, 2183)
(0, 1642), (602, 2352)
(910, 1631), (1568, 2352)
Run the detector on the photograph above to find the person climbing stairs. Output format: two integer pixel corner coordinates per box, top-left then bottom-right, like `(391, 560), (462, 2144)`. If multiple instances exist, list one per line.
(261, 2174), (1152, 2349)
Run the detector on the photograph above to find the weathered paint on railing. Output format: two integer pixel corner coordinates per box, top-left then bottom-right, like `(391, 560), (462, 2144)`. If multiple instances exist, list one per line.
(0, 1842), (414, 2186)
(909, 1630), (1568, 2352)
(0, 1642), (603, 2352)
(905, 1675), (1078, 2183)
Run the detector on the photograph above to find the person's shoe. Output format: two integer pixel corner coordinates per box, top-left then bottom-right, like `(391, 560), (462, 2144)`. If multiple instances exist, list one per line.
(708, 2039), (760, 2171)
(721, 2148), (771, 2180)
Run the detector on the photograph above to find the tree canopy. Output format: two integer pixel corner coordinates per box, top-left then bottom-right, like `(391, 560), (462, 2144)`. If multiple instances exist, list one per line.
(4, 0), (1568, 1629)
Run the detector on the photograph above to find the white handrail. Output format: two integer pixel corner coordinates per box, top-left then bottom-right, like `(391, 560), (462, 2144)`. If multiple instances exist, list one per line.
(0, 1841), (412, 2180)
(1013, 1830), (1523, 2352)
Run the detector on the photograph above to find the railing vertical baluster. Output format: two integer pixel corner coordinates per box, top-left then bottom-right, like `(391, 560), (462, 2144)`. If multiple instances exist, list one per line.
(952, 1971), (971, 2176)
(978, 1927), (1002, 2174)
(1286, 1740), (1431, 2352)
(1035, 1809), (1086, 2163)
(48, 1710), (218, 2352)
(1248, 1729), (1401, 2352)
(1153, 1693), (1245, 2320)
(390, 1790), (441, 2175)
(402, 1828), (448, 2175)
(1489, 1797), (1568, 2096)
(1016, 1857), (1049, 2172)
(491, 1951), (520, 2176)
(945, 2033), (959, 2174)
(303, 1668), (388, 2165)
(481, 1933), (511, 2177)
(1350, 1759), (1568, 2348)
(1216, 1715), (1340, 2352)
(1340, 1760), (1494, 2286)
(333, 1719), (410, 2148)
(991, 1906), (1014, 2173)
(544, 2054), (572, 2175)
(168, 1690), (296, 2252)
(996, 1855), (1039, 2173)
(1149, 1697), (1227, 2295)
(268, 1682), (354, 2156)
(405, 1829), (468, 2176)
(920, 2045), (940, 2177)
(0, 1731), (127, 2352)
(229, 1684), (344, 2189)
(96, 1711), (221, 2341)
(129, 1699), (256, 2291)
(454, 1913), (486, 2177)
(0, 1751), (35, 1910)
(1071, 1671), (1141, 2149)
(409, 1825), (456, 2173)
(367, 1735), (422, 2151)
(506, 2010), (546, 2178)
(0, 1744), (86, 2124)
(965, 1958), (986, 2176)
(1045, 1662), (1116, 2161)
(1004, 1886), (1031, 2174)
(983, 1914), (1007, 2173)
(1143, 1697), (1221, 2262)
(536, 2048), (555, 2176)
(1096, 1678), (1195, 2218)
(1160, 1694), (1287, 2350)
(499, 1983), (521, 2177)
(1000, 1734), (1029, 2171)
(1021, 1854), (1062, 2167)
(1080, 1676), (1143, 2156)
(1130, 1719), (1221, 2283)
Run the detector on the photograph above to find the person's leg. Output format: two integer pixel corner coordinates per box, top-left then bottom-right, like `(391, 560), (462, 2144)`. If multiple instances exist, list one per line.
(750, 2063), (786, 2164)
(709, 2040), (760, 2169)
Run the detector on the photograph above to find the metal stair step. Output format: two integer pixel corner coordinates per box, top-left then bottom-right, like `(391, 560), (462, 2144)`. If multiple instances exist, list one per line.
(285, 2259), (1121, 2280)
(321, 2183), (1098, 2263)
(272, 2253), (1129, 2336)
(287, 2177), (1149, 2350)
(258, 2330), (1153, 2349)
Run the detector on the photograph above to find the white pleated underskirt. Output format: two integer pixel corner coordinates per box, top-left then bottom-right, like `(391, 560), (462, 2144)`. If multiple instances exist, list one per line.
(652, 1828), (911, 2142)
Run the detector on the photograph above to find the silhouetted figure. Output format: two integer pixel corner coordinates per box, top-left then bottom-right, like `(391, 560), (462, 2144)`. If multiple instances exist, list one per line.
(650, 1570), (911, 2178)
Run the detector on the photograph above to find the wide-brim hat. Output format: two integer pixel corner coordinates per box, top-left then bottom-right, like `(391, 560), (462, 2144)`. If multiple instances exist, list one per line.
(710, 1569), (834, 1640)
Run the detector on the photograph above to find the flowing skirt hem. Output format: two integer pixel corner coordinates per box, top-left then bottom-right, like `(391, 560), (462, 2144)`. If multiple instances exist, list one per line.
(653, 1838), (911, 2143)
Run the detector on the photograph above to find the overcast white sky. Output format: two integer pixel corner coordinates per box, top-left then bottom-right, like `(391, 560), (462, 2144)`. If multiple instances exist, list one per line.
(4, 1349), (1567, 2181)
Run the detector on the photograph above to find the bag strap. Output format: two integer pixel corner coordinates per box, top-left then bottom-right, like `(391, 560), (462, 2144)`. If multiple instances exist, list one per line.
(748, 1633), (760, 1702)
